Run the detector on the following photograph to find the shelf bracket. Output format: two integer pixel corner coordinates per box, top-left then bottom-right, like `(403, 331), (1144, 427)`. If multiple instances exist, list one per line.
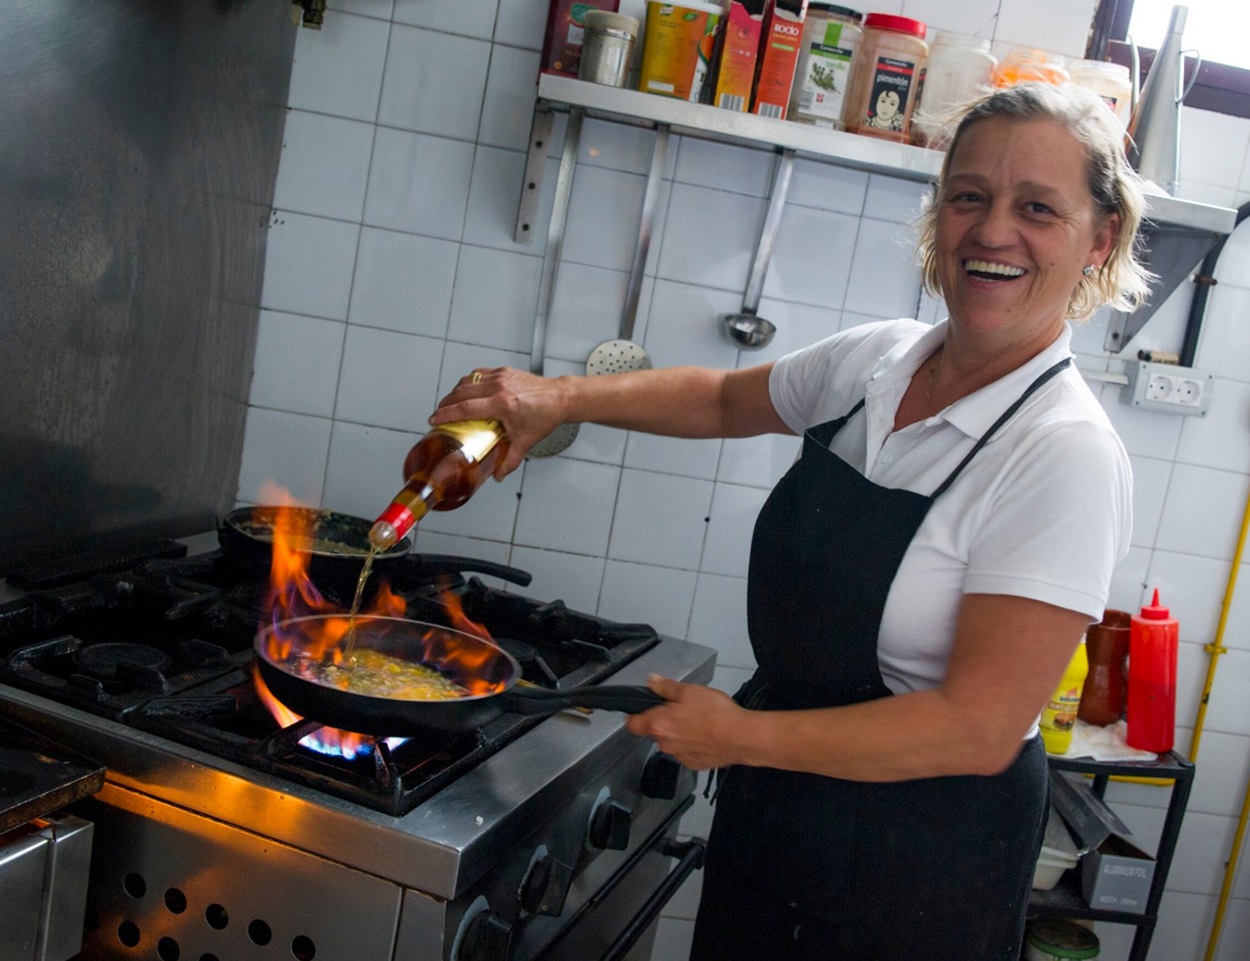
(515, 101), (557, 246)
(619, 124), (671, 342)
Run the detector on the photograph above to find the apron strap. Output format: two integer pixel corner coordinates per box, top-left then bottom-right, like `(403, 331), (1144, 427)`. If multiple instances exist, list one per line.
(930, 357), (1073, 500)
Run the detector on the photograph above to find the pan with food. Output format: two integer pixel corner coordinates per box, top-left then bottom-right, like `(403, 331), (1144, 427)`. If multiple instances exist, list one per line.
(254, 614), (664, 735)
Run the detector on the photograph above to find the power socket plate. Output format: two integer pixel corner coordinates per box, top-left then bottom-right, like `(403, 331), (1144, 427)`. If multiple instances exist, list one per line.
(1122, 361), (1213, 416)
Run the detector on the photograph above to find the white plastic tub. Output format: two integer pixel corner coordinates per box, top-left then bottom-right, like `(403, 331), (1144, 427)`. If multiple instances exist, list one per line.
(1032, 805), (1080, 890)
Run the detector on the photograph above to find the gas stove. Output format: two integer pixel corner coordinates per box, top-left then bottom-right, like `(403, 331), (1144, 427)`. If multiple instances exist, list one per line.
(0, 532), (716, 961)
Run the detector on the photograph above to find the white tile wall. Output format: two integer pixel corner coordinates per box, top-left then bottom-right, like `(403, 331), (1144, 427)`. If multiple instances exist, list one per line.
(244, 6), (1250, 959)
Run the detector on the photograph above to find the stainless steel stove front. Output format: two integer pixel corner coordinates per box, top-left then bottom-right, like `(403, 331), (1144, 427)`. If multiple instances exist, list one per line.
(0, 634), (715, 961)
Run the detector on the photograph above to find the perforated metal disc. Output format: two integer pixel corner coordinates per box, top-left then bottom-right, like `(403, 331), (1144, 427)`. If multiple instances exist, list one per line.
(585, 339), (652, 376)
(526, 422), (580, 458)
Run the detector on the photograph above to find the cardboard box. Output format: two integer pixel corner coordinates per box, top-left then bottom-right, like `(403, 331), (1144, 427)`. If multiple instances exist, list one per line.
(541, 0), (621, 77)
(1050, 770), (1155, 914)
(750, 0), (808, 119)
(708, 0), (765, 111)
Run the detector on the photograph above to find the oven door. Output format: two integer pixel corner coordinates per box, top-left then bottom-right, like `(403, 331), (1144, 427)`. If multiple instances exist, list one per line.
(536, 801), (706, 961)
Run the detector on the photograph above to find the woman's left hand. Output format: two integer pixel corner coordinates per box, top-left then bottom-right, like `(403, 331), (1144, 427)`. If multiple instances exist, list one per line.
(625, 675), (745, 771)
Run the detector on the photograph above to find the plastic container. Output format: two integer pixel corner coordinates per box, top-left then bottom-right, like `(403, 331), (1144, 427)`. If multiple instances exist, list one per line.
(787, 4), (863, 129)
(992, 47), (1069, 87)
(579, 10), (639, 87)
(1031, 805), (1080, 890)
(911, 31), (996, 147)
(841, 13), (928, 143)
(637, 0), (722, 102)
(1040, 639), (1088, 755)
(1126, 589), (1179, 753)
(1067, 59), (1133, 128)
(1079, 609), (1131, 727)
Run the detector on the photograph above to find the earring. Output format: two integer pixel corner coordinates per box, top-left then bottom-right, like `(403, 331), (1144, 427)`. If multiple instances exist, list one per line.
(1083, 264), (1097, 277)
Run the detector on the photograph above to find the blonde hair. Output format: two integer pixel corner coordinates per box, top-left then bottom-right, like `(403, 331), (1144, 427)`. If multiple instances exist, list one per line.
(915, 82), (1153, 320)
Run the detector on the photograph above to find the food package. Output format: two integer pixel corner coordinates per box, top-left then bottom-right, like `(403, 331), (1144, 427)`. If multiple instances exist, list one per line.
(542, 0), (622, 77)
(708, 0), (767, 111)
(751, 0), (809, 118)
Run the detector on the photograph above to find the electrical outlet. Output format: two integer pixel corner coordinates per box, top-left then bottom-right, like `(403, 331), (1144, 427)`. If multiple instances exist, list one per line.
(1122, 362), (1213, 416)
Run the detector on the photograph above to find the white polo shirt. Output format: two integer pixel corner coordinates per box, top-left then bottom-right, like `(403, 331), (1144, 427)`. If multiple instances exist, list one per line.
(769, 319), (1132, 698)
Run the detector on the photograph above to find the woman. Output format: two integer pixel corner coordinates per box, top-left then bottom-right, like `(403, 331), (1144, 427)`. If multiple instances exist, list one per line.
(431, 83), (1149, 959)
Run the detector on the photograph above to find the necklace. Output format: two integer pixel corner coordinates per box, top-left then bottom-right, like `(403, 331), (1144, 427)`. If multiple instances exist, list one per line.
(926, 347), (944, 410)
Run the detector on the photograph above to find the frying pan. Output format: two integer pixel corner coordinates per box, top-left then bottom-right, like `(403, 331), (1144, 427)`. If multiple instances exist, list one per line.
(218, 506), (535, 593)
(219, 506), (410, 580)
(254, 615), (664, 735)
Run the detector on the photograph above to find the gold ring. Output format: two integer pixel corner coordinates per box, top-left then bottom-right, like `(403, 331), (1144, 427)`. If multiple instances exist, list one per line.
(470, 370), (482, 385)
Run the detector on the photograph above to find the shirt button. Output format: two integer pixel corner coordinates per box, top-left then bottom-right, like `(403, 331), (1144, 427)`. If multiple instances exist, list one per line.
(880, 453), (894, 464)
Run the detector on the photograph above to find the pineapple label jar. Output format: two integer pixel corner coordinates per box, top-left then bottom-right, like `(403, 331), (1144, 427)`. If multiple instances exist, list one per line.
(841, 13), (928, 143)
(787, 4), (863, 129)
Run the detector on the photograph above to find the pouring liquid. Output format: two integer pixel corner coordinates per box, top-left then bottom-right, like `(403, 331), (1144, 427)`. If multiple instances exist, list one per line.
(341, 545), (382, 666)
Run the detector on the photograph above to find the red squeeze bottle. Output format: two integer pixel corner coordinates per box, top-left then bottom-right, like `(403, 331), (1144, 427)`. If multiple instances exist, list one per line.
(1125, 589), (1179, 753)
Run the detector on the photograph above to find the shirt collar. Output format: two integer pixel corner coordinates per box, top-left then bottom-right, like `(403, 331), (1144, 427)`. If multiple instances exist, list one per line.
(866, 321), (1075, 439)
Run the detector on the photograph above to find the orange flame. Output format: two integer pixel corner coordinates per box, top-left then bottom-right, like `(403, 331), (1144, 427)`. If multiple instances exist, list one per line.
(251, 498), (510, 751)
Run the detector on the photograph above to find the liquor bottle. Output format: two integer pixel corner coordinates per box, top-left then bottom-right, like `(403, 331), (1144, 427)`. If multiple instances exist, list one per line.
(1126, 589), (1179, 753)
(368, 420), (509, 550)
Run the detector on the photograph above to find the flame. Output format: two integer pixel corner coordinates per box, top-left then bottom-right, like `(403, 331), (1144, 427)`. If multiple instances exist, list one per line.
(251, 499), (510, 755)
(253, 498), (412, 754)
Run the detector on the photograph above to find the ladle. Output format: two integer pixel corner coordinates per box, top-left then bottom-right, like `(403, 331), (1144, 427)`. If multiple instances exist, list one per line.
(585, 124), (671, 377)
(527, 107), (584, 458)
(721, 148), (794, 350)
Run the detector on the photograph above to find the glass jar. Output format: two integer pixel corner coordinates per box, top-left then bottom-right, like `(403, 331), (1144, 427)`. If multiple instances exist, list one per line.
(992, 47), (1069, 87)
(1067, 59), (1133, 127)
(911, 32), (996, 148)
(841, 13), (928, 144)
(787, 4), (863, 129)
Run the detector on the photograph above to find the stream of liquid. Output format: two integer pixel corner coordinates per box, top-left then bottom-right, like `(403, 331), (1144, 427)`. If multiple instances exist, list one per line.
(341, 545), (381, 666)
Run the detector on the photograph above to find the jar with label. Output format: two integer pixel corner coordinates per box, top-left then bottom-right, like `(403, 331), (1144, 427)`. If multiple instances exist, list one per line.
(1067, 59), (1133, 127)
(911, 32), (996, 148)
(787, 4), (863, 129)
(841, 13), (928, 144)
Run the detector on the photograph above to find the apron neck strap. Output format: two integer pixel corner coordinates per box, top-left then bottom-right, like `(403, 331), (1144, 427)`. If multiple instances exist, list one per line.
(930, 357), (1073, 500)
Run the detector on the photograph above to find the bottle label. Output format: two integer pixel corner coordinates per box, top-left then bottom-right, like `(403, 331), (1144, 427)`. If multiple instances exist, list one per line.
(794, 33), (855, 122)
(432, 420), (504, 463)
(859, 55), (918, 133)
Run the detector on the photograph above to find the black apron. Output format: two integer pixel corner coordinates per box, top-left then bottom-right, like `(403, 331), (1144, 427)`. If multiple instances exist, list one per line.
(690, 358), (1071, 961)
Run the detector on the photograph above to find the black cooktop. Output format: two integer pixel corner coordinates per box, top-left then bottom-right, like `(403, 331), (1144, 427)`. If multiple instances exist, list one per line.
(0, 541), (659, 815)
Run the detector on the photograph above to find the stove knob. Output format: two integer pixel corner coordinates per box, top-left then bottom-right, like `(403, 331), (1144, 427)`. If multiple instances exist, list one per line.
(460, 910), (515, 961)
(641, 750), (683, 799)
(519, 853), (572, 917)
(588, 797), (632, 851)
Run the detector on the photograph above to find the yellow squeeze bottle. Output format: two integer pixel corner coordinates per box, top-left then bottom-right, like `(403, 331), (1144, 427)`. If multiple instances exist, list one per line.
(1039, 640), (1088, 755)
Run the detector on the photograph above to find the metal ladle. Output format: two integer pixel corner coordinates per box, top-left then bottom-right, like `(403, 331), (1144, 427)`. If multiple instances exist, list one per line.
(585, 124), (671, 377)
(721, 148), (794, 351)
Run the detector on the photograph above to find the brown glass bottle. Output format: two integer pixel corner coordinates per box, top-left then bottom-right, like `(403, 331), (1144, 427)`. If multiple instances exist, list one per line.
(368, 420), (509, 550)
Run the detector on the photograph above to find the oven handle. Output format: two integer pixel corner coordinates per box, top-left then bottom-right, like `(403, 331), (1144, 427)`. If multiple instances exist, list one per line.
(597, 836), (706, 961)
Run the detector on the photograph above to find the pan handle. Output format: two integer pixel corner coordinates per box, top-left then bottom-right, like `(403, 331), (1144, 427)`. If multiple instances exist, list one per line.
(507, 684), (665, 715)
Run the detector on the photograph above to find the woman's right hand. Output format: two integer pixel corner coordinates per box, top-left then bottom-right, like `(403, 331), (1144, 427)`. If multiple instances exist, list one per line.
(429, 367), (573, 477)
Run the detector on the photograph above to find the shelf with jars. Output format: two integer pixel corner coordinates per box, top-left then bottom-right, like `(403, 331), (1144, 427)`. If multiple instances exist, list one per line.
(515, 74), (1238, 360)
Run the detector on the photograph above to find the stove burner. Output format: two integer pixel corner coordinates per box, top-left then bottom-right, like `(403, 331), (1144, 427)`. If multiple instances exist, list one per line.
(73, 643), (173, 679)
(496, 637), (535, 663)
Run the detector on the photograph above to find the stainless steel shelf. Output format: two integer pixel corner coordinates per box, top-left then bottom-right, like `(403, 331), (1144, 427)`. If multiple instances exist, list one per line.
(536, 73), (943, 181)
(520, 75), (1240, 358)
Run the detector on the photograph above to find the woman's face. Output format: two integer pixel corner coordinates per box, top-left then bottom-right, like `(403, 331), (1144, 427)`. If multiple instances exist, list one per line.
(876, 90), (900, 119)
(933, 117), (1118, 348)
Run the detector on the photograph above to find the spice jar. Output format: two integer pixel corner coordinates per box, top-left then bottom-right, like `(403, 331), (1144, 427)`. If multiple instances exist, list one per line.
(841, 13), (928, 143)
(911, 32), (996, 147)
(787, 4), (863, 129)
(1024, 918), (1100, 961)
(579, 10), (640, 87)
(1079, 609), (1131, 727)
(1067, 59), (1133, 127)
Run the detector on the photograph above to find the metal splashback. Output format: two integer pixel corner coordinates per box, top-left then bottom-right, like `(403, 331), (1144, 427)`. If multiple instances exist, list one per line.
(0, 0), (295, 572)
